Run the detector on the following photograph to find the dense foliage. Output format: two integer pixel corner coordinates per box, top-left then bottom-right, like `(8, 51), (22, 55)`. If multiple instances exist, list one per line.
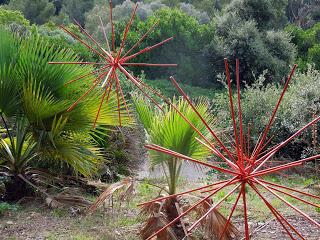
(286, 23), (320, 70)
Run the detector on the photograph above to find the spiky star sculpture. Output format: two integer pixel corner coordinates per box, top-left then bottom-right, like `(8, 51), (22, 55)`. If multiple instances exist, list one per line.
(49, 1), (176, 127)
(139, 59), (320, 239)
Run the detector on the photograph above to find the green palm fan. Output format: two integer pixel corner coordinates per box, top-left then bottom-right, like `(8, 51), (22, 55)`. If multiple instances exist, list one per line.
(134, 95), (213, 194)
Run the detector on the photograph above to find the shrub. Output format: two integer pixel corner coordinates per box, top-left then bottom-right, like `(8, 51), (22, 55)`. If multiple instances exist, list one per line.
(214, 65), (320, 160)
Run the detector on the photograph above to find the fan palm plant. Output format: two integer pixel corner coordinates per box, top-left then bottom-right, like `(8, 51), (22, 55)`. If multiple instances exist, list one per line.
(134, 96), (237, 239)
(134, 96), (213, 195)
(0, 29), (132, 199)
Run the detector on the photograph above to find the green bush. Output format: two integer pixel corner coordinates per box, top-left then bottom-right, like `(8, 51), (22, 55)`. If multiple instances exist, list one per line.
(0, 7), (30, 26)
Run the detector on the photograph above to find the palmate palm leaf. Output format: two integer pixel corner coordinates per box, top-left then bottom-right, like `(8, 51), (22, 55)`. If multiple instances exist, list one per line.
(0, 29), (18, 67)
(134, 96), (213, 169)
(16, 35), (94, 98)
(0, 66), (20, 117)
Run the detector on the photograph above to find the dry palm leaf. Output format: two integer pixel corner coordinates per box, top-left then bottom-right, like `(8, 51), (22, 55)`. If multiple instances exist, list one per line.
(140, 212), (178, 240)
(195, 199), (239, 240)
(86, 177), (134, 214)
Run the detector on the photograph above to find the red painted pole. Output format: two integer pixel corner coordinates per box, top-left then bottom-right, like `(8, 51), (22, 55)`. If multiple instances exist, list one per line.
(255, 179), (320, 227)
(67, 69), (111, 112)
(249, 182), (303, 240)
(187, 183), (241, 233)
(122, 20), (159, 59)
(73, 19), (113, 61)
(116, 3), (138, 59)
(59, 25), (110, 62)
(109, 0), (115, 53)
(114, 72), (131, 119)
(48, 62), (105, 65)
(242, 183), (250, 240)
(138, 179), (232, 207)
(236, 59), (245, 169)
(64, 65), (111, 86)
(170, 76), (240, 170)
(267, 185), (319, 208)
(145, 144), (238, 175)
(121, 63), (178, 67)
(122, 37), (174, 62)
(99, 16), (111, 53)
(218, 189), (242, 240)
(146, 177), (239, 240)
(253, 65), (297, 158)
(259, 179), (320, 200)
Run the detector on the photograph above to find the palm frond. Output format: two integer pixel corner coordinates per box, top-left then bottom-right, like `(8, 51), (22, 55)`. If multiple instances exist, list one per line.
(86, 177), (134, 214)
(22, 79), (69, 125)
(0, 65), (20, 117)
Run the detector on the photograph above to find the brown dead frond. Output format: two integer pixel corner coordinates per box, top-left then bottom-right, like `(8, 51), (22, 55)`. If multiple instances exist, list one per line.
(86, 177), (134, 214)
(140, 212), (178, 240)
(195, 199), (239, 240)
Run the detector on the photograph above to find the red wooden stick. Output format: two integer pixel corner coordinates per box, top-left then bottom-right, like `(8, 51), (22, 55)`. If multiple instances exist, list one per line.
(138, 179), (232, 207)
(59, 25), (110, 62)
(73, 19), (113, 61)
(170, 76), (240, 170)
(254, 65), (297, 158)
(249, 182), (304, 240)
(225, 59), (241, 168)
(267, 185), (319, 208)
(109, 0), (115, 53)
(121, 63), (177, 67)
(242, 182), (250, 240)
(187, 183), (241, 232)
(116, 3), (138, 59)
(48, 62), (105, 65)
(146, 177), (239, 240)
(98, 16), (111, 53)
(259, 179), (320, 200)
(145, 144), (238, 175)
(67, 69), (111, 112)
(122, 37), (174, 62)
(255, 179), (320, 227)
(114, 72), (131, 119)
(64, 65), (110, 86)
(236, 59), (245, 169)
(122, 20), (159, 59)
(218, 189), (242, 240)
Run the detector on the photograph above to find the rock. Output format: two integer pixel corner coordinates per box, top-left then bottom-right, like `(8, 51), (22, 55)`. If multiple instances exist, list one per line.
(6, 221), (14, 225)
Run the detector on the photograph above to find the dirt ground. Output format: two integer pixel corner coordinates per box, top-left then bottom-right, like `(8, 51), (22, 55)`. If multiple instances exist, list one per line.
(0, 199), (319, 240)
(0, 175), (319, 240)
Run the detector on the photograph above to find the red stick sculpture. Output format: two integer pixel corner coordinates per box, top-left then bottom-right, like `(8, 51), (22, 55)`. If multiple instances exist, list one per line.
(139, 59), (320, 239)
(49, 0), (177, 128)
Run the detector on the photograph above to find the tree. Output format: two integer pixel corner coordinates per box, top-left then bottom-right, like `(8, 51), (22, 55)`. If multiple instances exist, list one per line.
(222, 0), (288, 30)
(205, 0), (296, 85)
(61, 0), (94, 26)
(7, 0), (55, 25)
(287, 0), (320, 28)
